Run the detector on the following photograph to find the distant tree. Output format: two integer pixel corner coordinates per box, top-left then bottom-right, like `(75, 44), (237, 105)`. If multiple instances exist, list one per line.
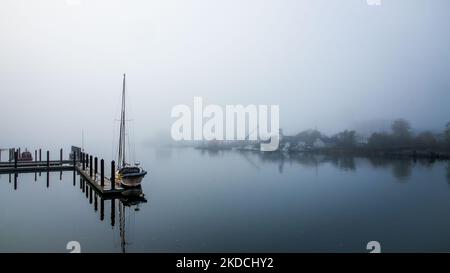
(415, 131), (438, 149)
(335, 130), (356, 148)
(391, 119), (412, 139)
(294, 129), (321, 146)
(445, 122), (450, 144)
(368, 132), (392, 148)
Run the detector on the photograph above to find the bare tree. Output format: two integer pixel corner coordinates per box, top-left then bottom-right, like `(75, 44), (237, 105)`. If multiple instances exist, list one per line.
(391, 119), (412, 139)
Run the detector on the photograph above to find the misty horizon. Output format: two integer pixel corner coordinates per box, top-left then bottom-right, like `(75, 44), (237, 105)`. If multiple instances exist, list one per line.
(1, 0), (449, 153)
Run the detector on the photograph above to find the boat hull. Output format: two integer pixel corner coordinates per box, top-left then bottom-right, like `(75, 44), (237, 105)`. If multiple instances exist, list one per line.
(120, 175), (145, 187)
(117, 169), (147, 187)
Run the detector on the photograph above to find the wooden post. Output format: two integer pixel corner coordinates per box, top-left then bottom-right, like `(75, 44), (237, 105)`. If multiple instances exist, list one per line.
(100, 159), (105, 186)
(14, 151), (18, 169)
(73, 153), (76, 169)
(82, 152), (85, 170)
(94, 157), (98, 175)
(89, 155), (93, 177)
(60, 148), (63, 165)
(111, 160), (115, 190)
(35, 150), (37, 162)
(86, 153), (89, 168)
(39, 149), (42, 162)
(47, 151), (50, 168)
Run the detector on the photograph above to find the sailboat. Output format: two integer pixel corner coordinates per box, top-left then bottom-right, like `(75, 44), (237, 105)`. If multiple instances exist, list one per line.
(116, 74), (147, 187)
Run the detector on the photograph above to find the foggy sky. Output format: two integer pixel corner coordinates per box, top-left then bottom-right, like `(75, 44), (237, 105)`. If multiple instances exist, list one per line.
(1, 0), (449, 154)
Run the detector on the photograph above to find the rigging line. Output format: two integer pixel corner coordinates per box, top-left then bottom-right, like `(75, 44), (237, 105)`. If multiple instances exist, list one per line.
(112, 75), (124, 163)
(128, 120), (136, 163)
(111, 119), (117, 161)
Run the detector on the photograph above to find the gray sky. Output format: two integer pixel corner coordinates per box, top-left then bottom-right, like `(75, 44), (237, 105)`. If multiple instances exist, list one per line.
(1, 0), (449, 152)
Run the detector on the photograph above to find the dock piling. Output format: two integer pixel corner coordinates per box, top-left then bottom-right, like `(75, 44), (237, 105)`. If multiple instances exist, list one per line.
(35, 150), (37, 162)
(39, 149), (41, 162)
(46, 151), (50, 168)
(100, 159), (104, 186)
(60, 148), (63, 165)
(82, 152), (85, 170)
(14, 151), (18, 169)
(89, 155), (93, 178)
(94, 157), (98, 176)
(111, 160), (115, 190)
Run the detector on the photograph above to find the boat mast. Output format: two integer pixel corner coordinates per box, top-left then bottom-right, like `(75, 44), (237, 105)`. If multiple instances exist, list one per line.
(118, 74), (126, 169)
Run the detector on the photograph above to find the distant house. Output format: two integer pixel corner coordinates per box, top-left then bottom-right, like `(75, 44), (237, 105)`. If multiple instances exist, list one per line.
(355, 135), (368, 147)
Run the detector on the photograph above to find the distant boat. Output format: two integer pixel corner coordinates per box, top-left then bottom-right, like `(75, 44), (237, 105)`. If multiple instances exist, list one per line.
(116, 74), (147, 187)
(195, 139), (232, 151)
(18, 149), (33, 161)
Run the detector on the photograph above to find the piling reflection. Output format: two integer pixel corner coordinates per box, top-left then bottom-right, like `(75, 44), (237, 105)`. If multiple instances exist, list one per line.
(75, 173), (147, 253)
(6, 170), (147, 253)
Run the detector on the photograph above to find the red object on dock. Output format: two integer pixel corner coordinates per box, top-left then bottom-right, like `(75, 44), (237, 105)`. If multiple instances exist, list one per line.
(18, 150), (33, 161)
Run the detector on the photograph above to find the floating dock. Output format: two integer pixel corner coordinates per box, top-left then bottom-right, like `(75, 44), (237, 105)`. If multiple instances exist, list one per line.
(75, 165), (124, 196)
(0, 148), (125, 197)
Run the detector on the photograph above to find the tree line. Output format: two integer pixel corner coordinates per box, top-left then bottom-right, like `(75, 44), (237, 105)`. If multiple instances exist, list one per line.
(337, 119), (450, 150)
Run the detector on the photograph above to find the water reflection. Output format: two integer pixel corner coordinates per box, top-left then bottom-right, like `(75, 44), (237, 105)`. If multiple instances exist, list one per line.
(447, 163), (450, 185)
(6, 170), (147, 253)
(234, 150), (449, 182)
(391, 160), (412, 182)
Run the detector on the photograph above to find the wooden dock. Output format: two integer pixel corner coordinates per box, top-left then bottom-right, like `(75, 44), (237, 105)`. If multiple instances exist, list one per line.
(0, 165), (73, 174)
(75, 164), (124, 196)
(0, 148), (125, 197)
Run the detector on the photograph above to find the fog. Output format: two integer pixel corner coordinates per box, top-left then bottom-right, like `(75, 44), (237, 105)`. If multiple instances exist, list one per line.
(1, 0), (449, 154)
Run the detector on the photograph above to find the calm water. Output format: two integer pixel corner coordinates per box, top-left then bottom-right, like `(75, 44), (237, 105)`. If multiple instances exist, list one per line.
(1, 146), (450, 253)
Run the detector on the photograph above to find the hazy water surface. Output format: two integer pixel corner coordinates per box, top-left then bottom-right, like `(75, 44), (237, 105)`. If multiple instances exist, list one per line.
(1, 145), (450, 253)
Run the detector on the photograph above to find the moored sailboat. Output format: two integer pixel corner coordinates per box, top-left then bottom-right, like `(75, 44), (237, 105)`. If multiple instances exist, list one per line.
(116, 74), (147, 187)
